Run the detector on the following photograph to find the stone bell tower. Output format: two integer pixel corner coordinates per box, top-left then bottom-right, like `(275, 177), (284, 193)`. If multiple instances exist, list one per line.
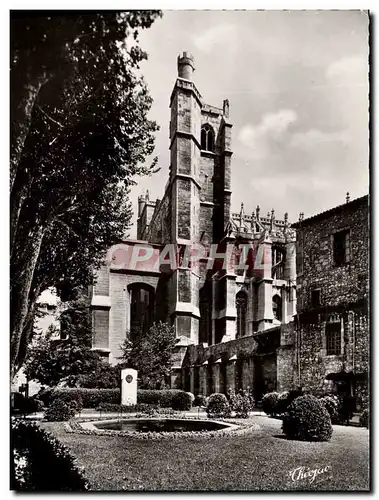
(168, 52), (202, 343)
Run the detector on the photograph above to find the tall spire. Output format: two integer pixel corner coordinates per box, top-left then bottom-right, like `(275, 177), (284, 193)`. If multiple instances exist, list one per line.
(239, 202), (245, 227)
(284, 212), (289, 227)
(270, 208), (275, 231)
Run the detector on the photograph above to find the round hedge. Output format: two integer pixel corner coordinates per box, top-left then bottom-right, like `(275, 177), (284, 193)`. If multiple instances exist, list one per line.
(206, 393), (231, 419)
(262, 392), (279, 416)
(194, 395), (207, 407)
(171, 391), (193, 411)
(282, 395), (333, 442)
(319, 395), (339, 423)
(44, 399), (76, 422)
(229, 392), (254, 418)
(275, 392), (289, 414)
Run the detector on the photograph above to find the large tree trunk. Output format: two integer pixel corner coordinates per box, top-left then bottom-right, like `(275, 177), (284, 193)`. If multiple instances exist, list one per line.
(10, 175), (29, 258)
(10, 225), (45, 379)
(10, 72), (48, 192)
(14, 284), (42, 375)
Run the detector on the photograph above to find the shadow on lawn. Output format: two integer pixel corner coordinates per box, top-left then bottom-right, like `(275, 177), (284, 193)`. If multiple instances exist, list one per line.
(273, 434), (289, 440)
(272, 434), (335, 443)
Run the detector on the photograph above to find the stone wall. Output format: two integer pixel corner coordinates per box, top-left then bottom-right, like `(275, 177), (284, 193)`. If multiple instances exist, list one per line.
(294, 196), (369, 407)
(296, 196), (368, 311)
(180, 323), (296, 398)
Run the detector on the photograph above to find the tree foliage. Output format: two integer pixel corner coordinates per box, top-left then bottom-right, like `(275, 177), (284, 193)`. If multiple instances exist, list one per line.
(121, 322), (178, 389)
(10, 11), (162, 377)
(24, 295), (103, 387)
(76, 363), (121, 389)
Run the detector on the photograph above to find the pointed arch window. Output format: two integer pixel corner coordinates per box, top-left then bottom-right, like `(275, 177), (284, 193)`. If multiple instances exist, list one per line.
(201, 124), (215, 152)
(272, 246), (285, 280)
(128, 283), (155, 340)
(272, 294), (282, 321)
(236, 290), (247, 338)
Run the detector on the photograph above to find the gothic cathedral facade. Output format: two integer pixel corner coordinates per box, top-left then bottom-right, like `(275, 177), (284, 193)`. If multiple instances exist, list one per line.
(90, 52), (298, 398)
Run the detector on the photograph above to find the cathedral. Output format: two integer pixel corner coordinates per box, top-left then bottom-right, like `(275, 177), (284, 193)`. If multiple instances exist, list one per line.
(90, 52), (297, 398)
(90, 52), (368, 405)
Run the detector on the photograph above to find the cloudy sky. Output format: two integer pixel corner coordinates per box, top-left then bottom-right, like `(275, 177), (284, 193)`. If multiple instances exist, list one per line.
(128, 10), (369, 237)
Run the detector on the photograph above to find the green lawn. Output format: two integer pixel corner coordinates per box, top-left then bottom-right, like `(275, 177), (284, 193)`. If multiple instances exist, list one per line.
(41, 416), (370, 491)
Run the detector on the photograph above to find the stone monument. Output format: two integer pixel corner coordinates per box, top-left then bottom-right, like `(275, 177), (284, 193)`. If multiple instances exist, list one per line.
(121, 368), (138, 406)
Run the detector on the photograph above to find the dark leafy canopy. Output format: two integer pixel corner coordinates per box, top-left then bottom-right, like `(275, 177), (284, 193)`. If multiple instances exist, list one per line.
(121, 322), (178, 389)
(10, 11), (161, 189)
(24, 295), (103, 388)
(10, 11), (161, 377)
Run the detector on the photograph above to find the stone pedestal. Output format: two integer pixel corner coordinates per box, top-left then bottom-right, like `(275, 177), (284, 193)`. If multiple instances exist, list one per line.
(121, 368), (137, 406)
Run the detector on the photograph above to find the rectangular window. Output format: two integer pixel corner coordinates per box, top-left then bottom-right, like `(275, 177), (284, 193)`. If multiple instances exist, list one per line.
(325, 322), (341, 355)
(333, 229), (350, 267)
(311, 289), (321, 308)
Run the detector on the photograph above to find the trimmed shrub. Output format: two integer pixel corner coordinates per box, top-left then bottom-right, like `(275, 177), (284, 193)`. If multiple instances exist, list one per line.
(53, 392), (84, 414)
(282, 395), (333, 442)
(44, 400), (76, 422)
(359, 409), (369, 428)
(275, 392), (290, 414)
(193, 394), (207, 407)
(171, 391), (193, 411)
(137, 389), (185, 408)
(206, 393), (231, 419)
(230, 392), (254, 418)
(96, 403), (159, 413)
(38, 388), (120, 408)
(38, 387), (192, 410)
(11, 420), (88, 491)
(319, 395), (339, 423)
(287, 387), (304, 405)
(262, 392), (279, 416)
(96, 403), (159, 414)
(67, 399), (84, 414)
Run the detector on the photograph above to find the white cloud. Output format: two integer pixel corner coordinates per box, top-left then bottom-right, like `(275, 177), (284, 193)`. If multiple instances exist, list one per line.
(192, 24), (236, 53)
(326, 55), (368, 81)
(238, 109), (297, 158)
(290, 128), (348, 150)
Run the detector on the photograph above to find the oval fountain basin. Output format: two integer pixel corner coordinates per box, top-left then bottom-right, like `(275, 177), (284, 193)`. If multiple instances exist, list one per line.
(89, 418), (234, 433)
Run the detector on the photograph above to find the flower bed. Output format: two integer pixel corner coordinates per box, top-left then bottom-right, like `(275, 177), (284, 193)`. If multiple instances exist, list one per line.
(64, 416), (260, 440)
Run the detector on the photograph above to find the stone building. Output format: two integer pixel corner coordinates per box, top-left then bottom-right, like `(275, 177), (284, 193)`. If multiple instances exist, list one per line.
(90, 52), (298, 398)
(292, 194), (369, 409)
(12, 288), (62, 396)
